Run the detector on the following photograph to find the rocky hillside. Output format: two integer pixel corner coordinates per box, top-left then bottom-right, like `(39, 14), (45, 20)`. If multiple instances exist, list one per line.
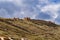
(0, 17), (60, 40)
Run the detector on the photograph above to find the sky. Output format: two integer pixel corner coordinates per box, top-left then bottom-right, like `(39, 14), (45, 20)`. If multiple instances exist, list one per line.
(0, 0), (60, 24)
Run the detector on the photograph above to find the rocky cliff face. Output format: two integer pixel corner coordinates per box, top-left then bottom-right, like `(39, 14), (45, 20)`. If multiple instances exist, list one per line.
(0, 18), (59, 40)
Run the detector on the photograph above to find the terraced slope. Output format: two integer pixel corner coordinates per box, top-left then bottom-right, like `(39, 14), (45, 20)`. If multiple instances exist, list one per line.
(0, 18), (60, 40)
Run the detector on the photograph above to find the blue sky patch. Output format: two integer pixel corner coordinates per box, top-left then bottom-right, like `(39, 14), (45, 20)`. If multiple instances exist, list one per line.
(0, 0), (60, 24)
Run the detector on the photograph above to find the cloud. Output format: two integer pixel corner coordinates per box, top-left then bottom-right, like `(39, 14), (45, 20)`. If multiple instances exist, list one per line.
(38, 0), (49, 4)
(0, 0), (41, 19)
(0, 0), (60, 24)
(0, 0), (13, 2)
(36, 12), (52, 20)
(0, 8), (10, 18)
(40, 4), (60, 22)
(0, 1), (20, 17)
(36, 0), (60, 24)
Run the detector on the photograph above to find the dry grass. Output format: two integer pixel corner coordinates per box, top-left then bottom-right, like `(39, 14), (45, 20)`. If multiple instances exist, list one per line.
(0, 18), (59, 40)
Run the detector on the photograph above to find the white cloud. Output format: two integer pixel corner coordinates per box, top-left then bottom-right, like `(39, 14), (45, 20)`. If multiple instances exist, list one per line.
(0, 0), (13, 2)
(40, 4), (60, 21)
(0, 0), (60, 24)
(0, 0), (24, 6)
(38, 0), (49, 4)
(13, 0), (25, 6)
(0, 8), (10, 18)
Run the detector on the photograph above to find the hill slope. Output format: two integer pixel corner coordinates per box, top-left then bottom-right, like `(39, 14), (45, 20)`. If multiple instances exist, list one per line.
(0, 17), (60, 40)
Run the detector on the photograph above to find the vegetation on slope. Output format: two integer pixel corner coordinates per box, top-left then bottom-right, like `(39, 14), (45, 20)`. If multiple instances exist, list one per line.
(0, 17), (59, 40)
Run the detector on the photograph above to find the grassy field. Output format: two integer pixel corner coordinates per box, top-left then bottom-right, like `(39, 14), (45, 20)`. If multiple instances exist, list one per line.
(0, 17), (60, 40)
